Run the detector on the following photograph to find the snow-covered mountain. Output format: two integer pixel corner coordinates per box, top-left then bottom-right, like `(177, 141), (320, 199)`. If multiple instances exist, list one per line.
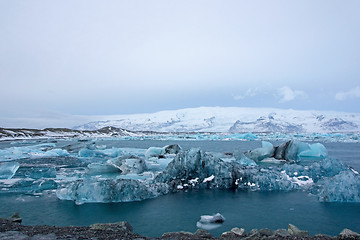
(73, 107), (360, 133)
(0, 127), (135, 140)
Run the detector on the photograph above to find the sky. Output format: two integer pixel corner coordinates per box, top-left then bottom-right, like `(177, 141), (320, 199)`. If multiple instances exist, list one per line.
(1, 0), (360, 128)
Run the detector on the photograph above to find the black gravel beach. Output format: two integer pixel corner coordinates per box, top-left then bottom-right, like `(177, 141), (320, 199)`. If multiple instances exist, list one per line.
(1, 213), (360, 240)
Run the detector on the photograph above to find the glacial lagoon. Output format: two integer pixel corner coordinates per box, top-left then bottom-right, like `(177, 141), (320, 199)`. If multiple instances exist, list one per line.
(0, 138), (359, 237)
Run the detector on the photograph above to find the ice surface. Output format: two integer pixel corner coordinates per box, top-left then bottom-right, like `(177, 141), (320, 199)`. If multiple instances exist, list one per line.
(145, 145), (181, 158)
(317, 171), (360, 202)
(244, 141), (275, 161)
(145, 147), (165, 158)
(0, 144), (69, 162)
(107, 155), (147, 174)
(0, 162), (20, 179)
(234, 152), (257, 166)
(297, 143), (328, 160)
(56, 178), (169, 204)
(199, 213), (225, 223)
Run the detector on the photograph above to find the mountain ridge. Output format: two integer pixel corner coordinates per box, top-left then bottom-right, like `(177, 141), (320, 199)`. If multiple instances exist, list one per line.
(73, 107), (360, 133)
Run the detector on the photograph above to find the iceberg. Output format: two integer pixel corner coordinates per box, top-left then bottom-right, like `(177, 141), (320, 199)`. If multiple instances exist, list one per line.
(56, 178), (169, 204)
(244, 141), (275, 162)
(199, 213), (225, 223)
(145, 144), (181, 158)
(196, 222), (223, 231)
(297, 143), (328, 160)
(107, 155), (147, 174)
(196, 213), (225, 231)
(0, 162), (20, 179)
(145, 147), (165, 158)
(233, 151), (257, 166)
(317, 171), (360, 202)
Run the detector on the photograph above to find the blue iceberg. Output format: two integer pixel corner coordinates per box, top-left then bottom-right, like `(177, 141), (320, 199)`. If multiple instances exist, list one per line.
(0, 162), (20, 179)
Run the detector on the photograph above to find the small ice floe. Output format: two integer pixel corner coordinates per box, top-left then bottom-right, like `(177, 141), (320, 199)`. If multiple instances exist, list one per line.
(199, 213), (225, 223)
(196, 213), (225, 231)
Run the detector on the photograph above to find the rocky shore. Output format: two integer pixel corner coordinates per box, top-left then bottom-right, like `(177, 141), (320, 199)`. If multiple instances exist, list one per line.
(1, 214), (359, 240)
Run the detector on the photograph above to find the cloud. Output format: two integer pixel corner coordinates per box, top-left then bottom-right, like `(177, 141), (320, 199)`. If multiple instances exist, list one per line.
(335, 86), (360, 101)
(233, 88), (259, 100)
(276, 86), (307, 103)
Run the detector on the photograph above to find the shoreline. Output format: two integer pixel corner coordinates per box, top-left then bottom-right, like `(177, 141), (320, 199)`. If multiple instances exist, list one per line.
(1, 214), (359, 240)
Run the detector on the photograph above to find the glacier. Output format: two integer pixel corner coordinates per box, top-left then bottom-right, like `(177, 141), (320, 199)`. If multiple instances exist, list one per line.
(0, 139), (358, 203)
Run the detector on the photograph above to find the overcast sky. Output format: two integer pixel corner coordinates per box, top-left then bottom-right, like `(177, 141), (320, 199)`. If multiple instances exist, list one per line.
(1, 1), (360, 128)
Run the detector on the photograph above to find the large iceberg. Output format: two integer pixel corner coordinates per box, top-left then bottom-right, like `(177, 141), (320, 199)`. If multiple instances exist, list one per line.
(55, 140), (360, 203)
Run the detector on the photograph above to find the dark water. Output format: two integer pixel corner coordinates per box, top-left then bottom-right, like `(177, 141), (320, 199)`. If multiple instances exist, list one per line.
(0, 190), (359, 237)
(0, 139), (360, 237)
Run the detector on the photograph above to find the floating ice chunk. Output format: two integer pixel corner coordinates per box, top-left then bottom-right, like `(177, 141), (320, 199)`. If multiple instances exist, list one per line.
(56, 178), (169, 204)
(244, 141), (275, 162)
(0, 162), (20, 179)
(145, 145), (181, 158)
(203, 175), (215, 183)
(298, 143), (328, 159)
(284, 140), (310, 160)
(42, 148), (69, 157)
(234, 152), (257, 166)
(146, 157), (174, 171)
(96, 145), (107, 150)
(145, 147), (165, 158)
(78, 148), (106, 158)
(196, 222), (223, 230)
(78, 147), (124, 158)
(87, 163), (120, 174)
(108, 155), (147, 174)
(199, 213), (225, 223)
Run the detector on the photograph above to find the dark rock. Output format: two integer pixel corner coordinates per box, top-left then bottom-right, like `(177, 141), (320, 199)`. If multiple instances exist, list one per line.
(0, 231), (28, 240)
(313, 233), (334, 239)
(249, 229), (260, 236)
(242, 229), (261, 240)
(9, 213), (22, 223)
(275, 228), (291, 237)
(288, 224), (309, 237)
(259, 228), (274, 236)
(220, 231), (237, 239)
(90, 221), (133, 232)
(162, 231), (193, 239)
(194, 229), (214, 238)
(231, 227), (246, 237)
(339, 228), (360, 239)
